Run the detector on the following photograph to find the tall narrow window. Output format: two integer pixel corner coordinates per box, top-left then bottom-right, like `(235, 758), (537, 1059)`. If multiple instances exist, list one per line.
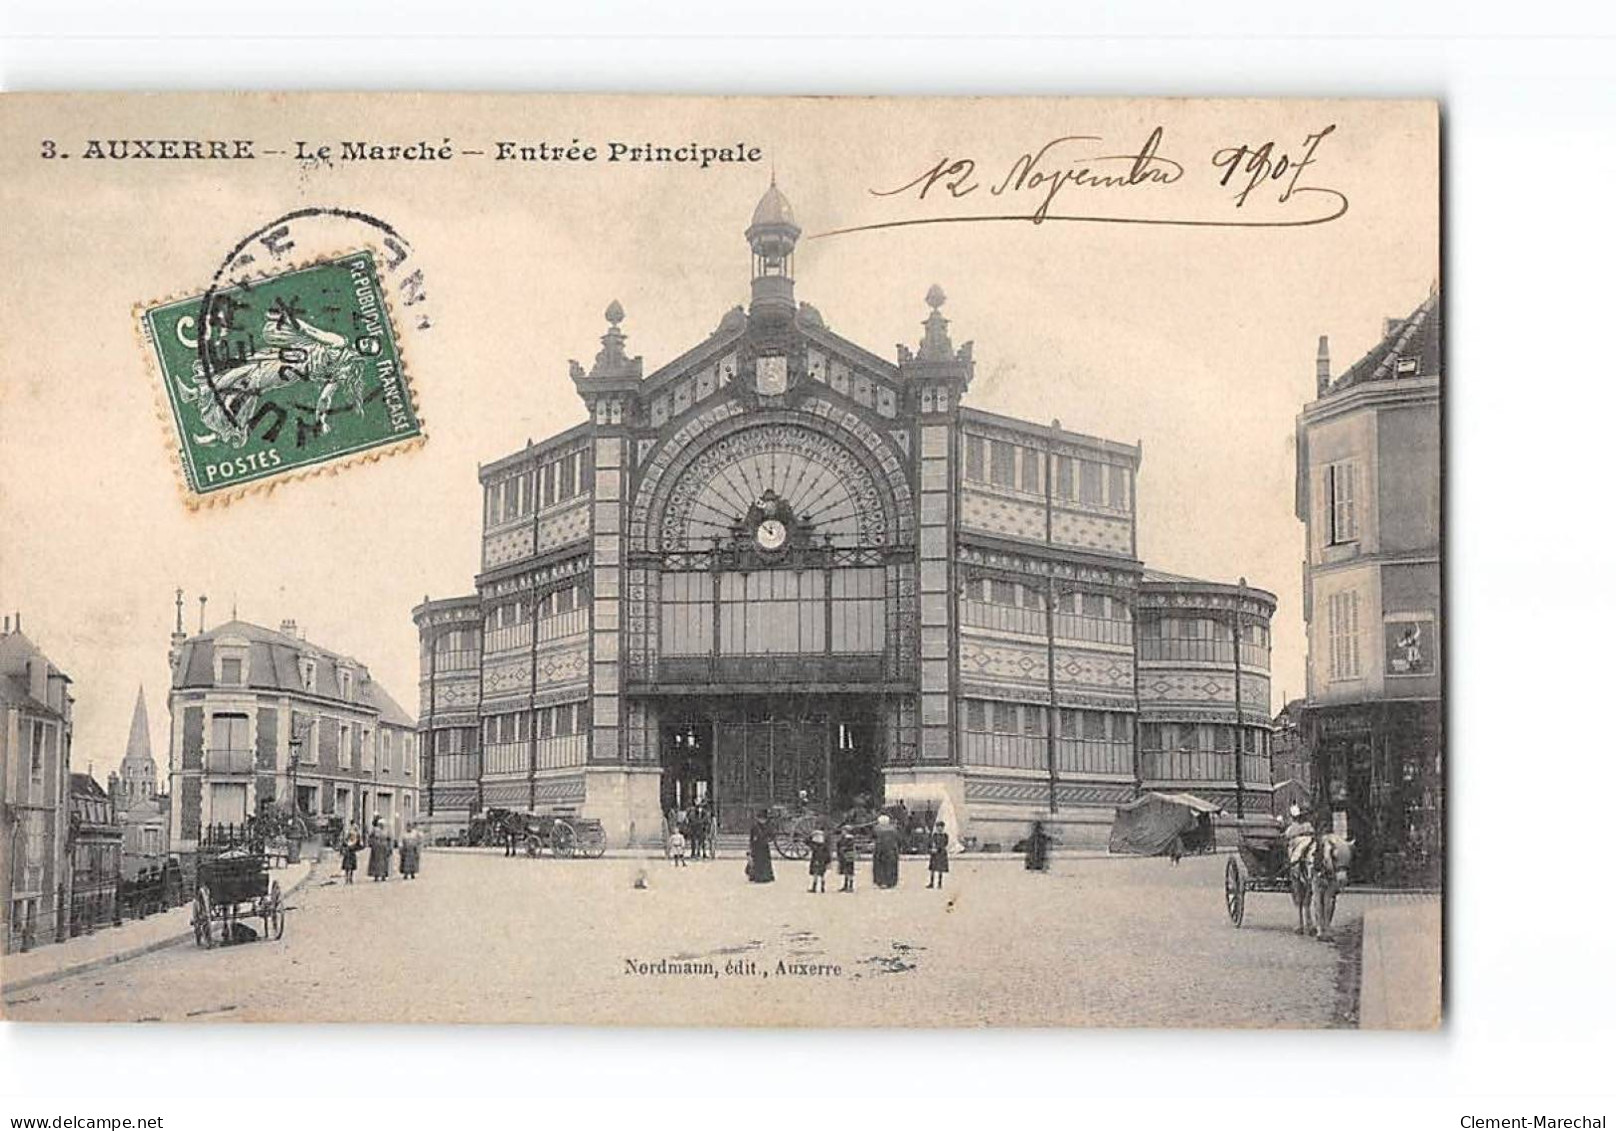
(989, 440), (1016, 488)
(1326, 461), (1359, 544)
(1328, 589), (1361, 679)
(965, 435), (985, 481)
(1108, 465), (1130, 511)
(1079, 460), (1103, 505)
(1021, 447), (1042, 494)
(1055, 455), (1075, 501)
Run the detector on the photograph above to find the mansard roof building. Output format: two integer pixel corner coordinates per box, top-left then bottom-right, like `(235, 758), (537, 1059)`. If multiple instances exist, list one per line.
(414, 184), (1278, 848)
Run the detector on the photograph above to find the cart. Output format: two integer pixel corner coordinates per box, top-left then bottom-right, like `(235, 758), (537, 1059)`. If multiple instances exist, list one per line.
(494, 810), (607, 858)
(769, 801), (932, 861)
(191, 849), (285, 947)
(1224, 822), (1293, 928)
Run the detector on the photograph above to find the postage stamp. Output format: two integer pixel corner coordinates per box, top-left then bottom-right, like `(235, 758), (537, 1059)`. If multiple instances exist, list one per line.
(140, 249), (424, 504)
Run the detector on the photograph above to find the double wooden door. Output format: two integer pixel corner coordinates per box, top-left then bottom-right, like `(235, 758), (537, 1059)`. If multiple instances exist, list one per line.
(713, 709), (832, 834)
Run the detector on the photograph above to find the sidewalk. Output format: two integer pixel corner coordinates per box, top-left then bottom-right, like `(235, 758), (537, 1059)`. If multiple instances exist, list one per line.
(1, 857), (317, 997)
(1356, 897), (1443, 1029)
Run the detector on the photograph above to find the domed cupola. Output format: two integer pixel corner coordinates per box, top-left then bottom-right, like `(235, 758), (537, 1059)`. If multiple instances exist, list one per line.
(745, 175), (801, 321)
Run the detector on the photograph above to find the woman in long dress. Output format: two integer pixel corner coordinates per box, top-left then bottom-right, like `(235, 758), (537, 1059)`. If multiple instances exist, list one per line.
(366, 817), (393, 882)
(871, 813), (900, 889)
(746, 810), (774, 884)
(399, 823), (424, 880)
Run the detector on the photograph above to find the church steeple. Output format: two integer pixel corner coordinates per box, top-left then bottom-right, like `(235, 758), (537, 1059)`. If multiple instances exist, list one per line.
(746, 175), (801, 321)
(119, 685), (158, 802)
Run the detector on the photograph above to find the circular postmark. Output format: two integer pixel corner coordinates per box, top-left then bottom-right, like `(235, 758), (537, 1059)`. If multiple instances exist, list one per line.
(193, 206), (433, 442)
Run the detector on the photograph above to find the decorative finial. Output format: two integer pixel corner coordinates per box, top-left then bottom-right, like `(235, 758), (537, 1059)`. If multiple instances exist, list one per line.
(925, 284), (947, 311)
(605, 299), (624, 326)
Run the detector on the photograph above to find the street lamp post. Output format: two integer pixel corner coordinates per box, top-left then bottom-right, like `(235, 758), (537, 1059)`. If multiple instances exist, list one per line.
(1232, 577), (1246, 821)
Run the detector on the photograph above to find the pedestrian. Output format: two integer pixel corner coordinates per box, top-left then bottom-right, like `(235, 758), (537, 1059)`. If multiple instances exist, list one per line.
(746, 809), (774, 884)
(926, 820), (950, 889)
(399, 822), (424, 880)
(871, 813), (900, 889)
(835, 826), (857, 892)
(668, 825), (688, 867)
(340, 825), (361, 884)
(367, 816), (393, 882)
(1025, 819), (1052, 873)
(807, 829), (830, 893)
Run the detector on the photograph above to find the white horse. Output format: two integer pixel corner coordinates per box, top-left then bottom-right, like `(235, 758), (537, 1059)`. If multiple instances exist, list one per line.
(1288, 831), (1353, 941)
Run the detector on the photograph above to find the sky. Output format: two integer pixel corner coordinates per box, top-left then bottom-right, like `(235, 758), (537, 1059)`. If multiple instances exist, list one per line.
(0, 94), (1438, 780)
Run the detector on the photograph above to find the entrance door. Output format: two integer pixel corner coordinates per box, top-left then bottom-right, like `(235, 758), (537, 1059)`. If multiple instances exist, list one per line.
(702, 696), (881, 834)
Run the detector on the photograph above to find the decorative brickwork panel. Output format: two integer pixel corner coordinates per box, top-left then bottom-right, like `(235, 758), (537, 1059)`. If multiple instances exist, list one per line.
(182, 706), (204, 770)
(256, 707), (278, 770)
(534, 774), (586, 804)
(959, 488), (1046, 543)
(483, 656), (532, 699)
(1050, 508), (1131, 556)
(959, 637), (1048, 687)
(180, 777), (201, 838)
(536, 500), (592, 553)
(436, 677), (479, 710)
(1139, 670), (1233, 705)
(483, 526), (535, 569)
(1051, 647), (1134, 693)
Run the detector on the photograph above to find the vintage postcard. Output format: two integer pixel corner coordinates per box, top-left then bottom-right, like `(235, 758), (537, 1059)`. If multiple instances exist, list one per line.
(0, 94), (1440, 1027)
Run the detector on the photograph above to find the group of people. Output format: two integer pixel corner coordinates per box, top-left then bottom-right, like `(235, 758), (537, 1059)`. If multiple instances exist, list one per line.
(339, 817), (425, 884)
(744, 810), (952, 893)
(664, 803), (715, 864)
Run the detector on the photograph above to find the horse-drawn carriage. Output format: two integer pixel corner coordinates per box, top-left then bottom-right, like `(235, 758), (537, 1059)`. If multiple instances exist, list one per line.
(768, 799), (935, 861)
(1225, 818), (1353, 939)
(190, 848), (285, 947)
(485, 807), (608, 858)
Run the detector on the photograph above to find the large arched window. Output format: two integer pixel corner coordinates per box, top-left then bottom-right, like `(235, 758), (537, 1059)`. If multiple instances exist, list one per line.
(655, 422), (891, 660)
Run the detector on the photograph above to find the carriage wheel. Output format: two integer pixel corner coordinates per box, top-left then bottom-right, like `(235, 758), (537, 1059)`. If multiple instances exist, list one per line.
(265, 881), (286, 941)
(553, 820), (578, 858)
(579, 826), (607, 859)
(1225, 856), (1246, 928)
(192, 888), (215, 948)
(773, 815), (814, 861)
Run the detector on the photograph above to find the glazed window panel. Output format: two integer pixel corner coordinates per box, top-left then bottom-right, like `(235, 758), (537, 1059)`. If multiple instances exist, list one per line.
(1020, 447), (1042, 494)
(829, 568), (883, 653)
(660, 573), (713, 656)
(1079, 460), (1104, 505)
(1108, 465), (1131, 512)
(989, 440), (1017, 488)
(1055, 455), (1075, 501)
(965, 435), (985, 481)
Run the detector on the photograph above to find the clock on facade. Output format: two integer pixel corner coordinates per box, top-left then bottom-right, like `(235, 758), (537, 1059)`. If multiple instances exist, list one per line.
(755, 518), (788, 551)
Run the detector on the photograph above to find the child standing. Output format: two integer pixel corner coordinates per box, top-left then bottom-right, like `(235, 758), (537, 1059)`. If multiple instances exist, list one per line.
(807, 829), (831, 893)
(340, 826), (361, 884)
(926, 821), (950, 889)
(835, 826), (857, 893)
(668, 826), (688, 867)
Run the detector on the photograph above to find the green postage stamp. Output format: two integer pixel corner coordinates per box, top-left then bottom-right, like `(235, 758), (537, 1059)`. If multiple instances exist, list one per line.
(141, 250), (423, 504)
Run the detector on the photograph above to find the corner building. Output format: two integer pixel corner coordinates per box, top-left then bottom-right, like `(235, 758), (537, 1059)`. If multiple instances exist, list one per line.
(415, 185), (1276, 847)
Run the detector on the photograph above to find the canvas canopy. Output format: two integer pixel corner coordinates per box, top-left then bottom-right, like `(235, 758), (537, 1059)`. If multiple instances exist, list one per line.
(1108, 792), (1223, 856)
(882, 781), (959, 839)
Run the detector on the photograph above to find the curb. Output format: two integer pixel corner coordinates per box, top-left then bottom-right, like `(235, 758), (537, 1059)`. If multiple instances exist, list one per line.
(2, 858), (323, 998)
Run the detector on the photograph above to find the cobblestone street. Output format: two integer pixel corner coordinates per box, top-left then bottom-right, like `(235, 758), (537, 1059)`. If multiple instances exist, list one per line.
(4, 849), (1375, 1027)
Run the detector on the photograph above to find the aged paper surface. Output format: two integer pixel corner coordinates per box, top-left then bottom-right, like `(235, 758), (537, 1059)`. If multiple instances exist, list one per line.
(0, 94), (1439, 1026)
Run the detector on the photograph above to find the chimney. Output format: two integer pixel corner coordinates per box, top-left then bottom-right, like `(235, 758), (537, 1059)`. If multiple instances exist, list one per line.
(3, 615), (9, 634)
(198, 594), (208, 632)
(1383, 317), (1401, 338)
(1315, 335), (1331, 397)
(280, 618), (298, 638)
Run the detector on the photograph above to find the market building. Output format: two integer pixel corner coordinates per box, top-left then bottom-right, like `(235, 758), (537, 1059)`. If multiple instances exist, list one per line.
(1295, 292), (1442, 885)
(414, 184), (1276, 848)
(165, 595), (420, 854)
(1, 616), (74, 952)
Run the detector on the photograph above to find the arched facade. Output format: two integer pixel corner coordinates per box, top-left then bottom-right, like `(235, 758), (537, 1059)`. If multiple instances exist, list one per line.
(413, 183), (1278, 848)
